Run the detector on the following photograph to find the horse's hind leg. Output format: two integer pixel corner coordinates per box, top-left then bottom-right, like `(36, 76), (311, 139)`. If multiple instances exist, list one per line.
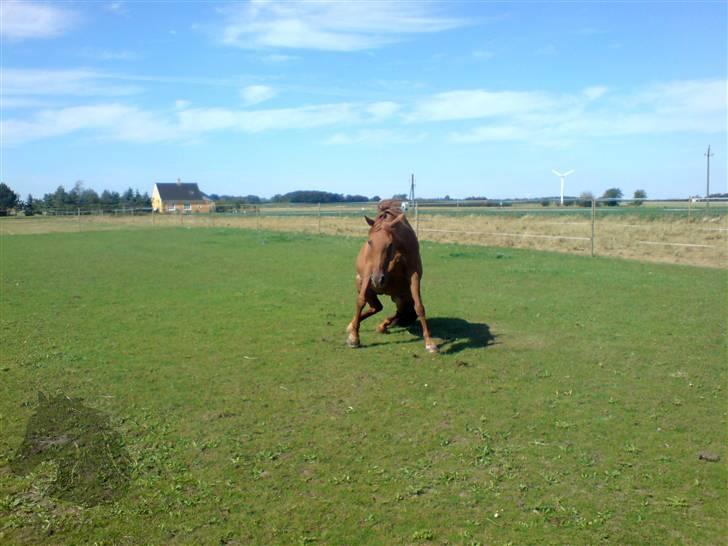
(376, 296), (412, 333)
(376, 313), (399, 333)
(409, 272), (438, 353)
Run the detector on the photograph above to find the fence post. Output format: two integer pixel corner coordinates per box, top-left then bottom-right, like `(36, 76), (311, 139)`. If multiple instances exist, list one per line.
(590, 198), (596, 257)
(415, 200), (419, 236)
(77, 207), (81, 232)
(256, 207), (260, 231)
(318, 203), (321, 235)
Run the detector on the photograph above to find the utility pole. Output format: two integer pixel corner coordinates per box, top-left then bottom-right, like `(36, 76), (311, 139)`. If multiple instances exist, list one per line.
(409, 173), (415, 204)
(705, 145), (714, 208)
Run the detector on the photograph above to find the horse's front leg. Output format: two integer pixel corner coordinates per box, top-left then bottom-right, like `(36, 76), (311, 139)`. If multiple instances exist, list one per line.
(409, 272), (438, 353)
(347, 274), (381, 347)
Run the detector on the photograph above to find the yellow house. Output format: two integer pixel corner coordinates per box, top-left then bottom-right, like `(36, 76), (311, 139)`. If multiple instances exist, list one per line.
(152, 180), (215, 213)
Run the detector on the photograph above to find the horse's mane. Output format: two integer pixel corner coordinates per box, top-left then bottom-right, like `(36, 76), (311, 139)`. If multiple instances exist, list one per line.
(377, 199), (404, 214)
(370, 200), (411, 233)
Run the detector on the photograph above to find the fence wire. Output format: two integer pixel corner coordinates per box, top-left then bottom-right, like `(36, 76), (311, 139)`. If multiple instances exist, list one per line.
(2, 199), (726, 268)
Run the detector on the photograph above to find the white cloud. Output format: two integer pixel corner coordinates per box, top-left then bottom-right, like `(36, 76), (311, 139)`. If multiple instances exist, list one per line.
(0, 0), (78, 40)
(326, 129), (426, 145)
(630, 79), (727, 115)
(583, 86), (608, 100)
(409, 90), (559, 122)
(4, 78), (724, 147)
(178, 103), (360, 133)
(240, 84), (277, 105)
(1, 69), (142, 97)
(262, 53), (297, 62)
(472, 49), (495, 60)
(106, 2), (126, 14)
(366, 101), (400, 120)
(219, 0), (469, 51)
(1, 97), (51, 109)
(444, 79), (727, 144)
(2, 97), (407, 145)
(1, 104), (177, 144)
(81, 49), (139, 61)
(450, 125), (529, 143)
(1, 69), (252, 108)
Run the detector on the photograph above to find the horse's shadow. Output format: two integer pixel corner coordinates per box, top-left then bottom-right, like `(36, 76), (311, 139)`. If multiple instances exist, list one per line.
(408, 317), (496, 354)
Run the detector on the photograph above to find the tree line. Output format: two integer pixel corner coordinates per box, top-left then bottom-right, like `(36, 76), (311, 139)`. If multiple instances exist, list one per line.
(0, 181), (151, 215)
(9, 180), (719, 216)
(269, 191), (379, 203)
(207, 191), (382, 206)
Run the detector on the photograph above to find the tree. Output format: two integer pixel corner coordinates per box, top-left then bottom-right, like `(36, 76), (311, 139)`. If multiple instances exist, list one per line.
(601, 187), (623, 206)
(24, 194), (37, 216)
(0, 183), (20, 214)
(50, 185), (68, 209)
(122, 187), (135, 205)
(100, 190), (120, 206)
(577, 191), (595, 207)
(633, 189), (647, 206)
(68, 180), (85, 205)
(80, 188), (100, 206)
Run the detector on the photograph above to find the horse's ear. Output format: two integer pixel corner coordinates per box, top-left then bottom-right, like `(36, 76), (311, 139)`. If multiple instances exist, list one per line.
(37, 391), (47, 404)
(365, 216), (375, 226)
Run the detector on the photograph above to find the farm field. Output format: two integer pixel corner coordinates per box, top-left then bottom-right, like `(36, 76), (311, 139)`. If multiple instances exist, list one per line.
(1, 206), (726, 269)
(0, 227), (726, 545)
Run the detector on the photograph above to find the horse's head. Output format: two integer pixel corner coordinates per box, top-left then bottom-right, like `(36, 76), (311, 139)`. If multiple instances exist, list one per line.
(364, 213), (406, 292)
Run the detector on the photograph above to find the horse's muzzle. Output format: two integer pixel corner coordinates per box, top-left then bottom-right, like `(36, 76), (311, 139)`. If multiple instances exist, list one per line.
(370, 272), (386, 292)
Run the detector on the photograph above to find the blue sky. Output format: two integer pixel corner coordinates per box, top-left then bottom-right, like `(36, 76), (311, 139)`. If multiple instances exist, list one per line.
(1, 0), (726, 200)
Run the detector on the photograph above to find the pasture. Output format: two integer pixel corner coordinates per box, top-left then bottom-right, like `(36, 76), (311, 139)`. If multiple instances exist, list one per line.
(0, 227), (726, 545)
(2, 203), (726, 269)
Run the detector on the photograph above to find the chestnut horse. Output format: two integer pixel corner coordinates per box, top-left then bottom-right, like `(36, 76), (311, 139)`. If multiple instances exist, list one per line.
(346, 201), (438, 353)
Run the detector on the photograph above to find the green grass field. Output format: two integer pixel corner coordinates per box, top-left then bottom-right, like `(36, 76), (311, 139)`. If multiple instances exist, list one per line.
(1, 228), (726, 545)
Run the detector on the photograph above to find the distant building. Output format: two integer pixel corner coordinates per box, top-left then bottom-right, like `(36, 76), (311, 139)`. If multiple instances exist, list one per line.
(152, 179), (215, 213)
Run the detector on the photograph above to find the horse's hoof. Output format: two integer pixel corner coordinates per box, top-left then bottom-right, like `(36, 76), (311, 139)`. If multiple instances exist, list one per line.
(426, 343), (439, 354)
(347, 335), (360, 348)
(376, 325), (388, 334)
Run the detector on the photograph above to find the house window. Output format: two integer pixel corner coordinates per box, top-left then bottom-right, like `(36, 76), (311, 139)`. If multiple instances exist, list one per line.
(184, 202), (191, 211)
(168, 204), (176, 212)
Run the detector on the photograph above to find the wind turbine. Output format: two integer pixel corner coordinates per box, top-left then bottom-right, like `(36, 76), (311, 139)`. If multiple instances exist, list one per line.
(552, 169), (574, 206)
